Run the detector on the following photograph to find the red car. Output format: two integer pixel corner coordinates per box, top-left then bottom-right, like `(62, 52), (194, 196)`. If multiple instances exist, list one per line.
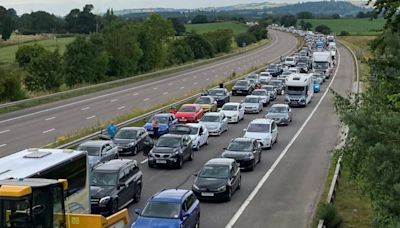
(175, 104), (204, 123)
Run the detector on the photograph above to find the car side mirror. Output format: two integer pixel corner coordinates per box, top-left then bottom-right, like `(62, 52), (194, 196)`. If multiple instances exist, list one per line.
(134, 209), (142, 215)
(193, 173), (198, 177)
(217, 108), (222, 112)
(182, 211), (191, 220)
(118, 183), (126, 189)
(214, 101), (217, 104)
(243, 129), (247, 132)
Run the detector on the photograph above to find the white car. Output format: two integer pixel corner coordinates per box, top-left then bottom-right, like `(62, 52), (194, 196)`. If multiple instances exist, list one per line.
(186, 123), (209, 151)
(285, 56), (297, 67)
(259, 72), (272, 84)
(243, 118), (278, 149)
(242, 96), (263, 114)
(199, 112), (228, 136)
(251, 89), (270, 106)
(219, 102), (245, 123)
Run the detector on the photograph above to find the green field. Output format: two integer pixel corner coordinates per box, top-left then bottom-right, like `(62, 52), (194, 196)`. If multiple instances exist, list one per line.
(185, 22), (248, 35)
(304, 18), (385, 35)
(0, 37), (75, 66)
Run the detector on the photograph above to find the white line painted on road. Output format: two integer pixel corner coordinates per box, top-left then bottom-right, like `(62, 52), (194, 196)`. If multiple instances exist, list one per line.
(153, 87), (158, 90)
(45, 117), (56, 121)
(168, 83), (173, 86)
(182, 79), (187, 82)
(0, 129), (10, 134)
(206, 78), (210, 81)
(132, 93), (139, 96)
(140, 159), (148, 164)
(143, 98), (150, 102)
(180, 87), (185, 90)
(42, 128), (55, 134)
(117, 106), (126, 110)
(81, 107), (90, 111)
(193, 82), (198, 85)
(225, 49), (342, 228)
(163, 92), (169, 95)
(110, 99), (118, 103)
(86, 115), (96, 120)
(0, 144), (6, 148)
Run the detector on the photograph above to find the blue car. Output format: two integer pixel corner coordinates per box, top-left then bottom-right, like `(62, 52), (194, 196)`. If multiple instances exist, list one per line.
(144, 113), (178, 137)
(313, 79), (321, 93)
(133, 189), (200, 228)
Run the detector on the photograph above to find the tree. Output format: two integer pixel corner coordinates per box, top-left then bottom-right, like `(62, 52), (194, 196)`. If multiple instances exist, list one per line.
(167, 39), (194, 65)
(65, 5), (96, 34)
(356, 11), (366, 18)
(191, 15), (208, 24)
(247, 25), (268, 41)
(331, 13), (340, 19)
(25, 49), (62, 91)
(280, 15), (297, 27)
(235, 32), (257, 47)
(0, 67), (26, 102)
(15, 44), (47, 68)
(303, 22), (312, 31)
(315, 24), (332, 35)
(18, 11), (65, 34)
(0, 8), (17, 41)
(204, 29), (234, 54)
(184, 33), (214, 59)
(169, 17), (186, 36)
(297, 11), (314, 19)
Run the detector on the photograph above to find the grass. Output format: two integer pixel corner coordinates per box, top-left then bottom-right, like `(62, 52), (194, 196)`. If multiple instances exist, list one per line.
(0, 37), (75, 66)
(304, 18), (385, 36)
(185, 21), (248, 35)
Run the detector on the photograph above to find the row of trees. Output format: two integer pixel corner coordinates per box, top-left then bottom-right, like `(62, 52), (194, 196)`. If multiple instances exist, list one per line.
(235, 25), (268, 47)
(335, 0), (400, 226)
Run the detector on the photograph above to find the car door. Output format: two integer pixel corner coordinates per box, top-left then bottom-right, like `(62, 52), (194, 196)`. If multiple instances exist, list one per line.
(117, 167), (131, 207)
(271, 122), (278, 142)
(135, 130), (144, 151)
(253, 140), (261, 161)
(124, 164), (139, 201)
(238, 104), (244, 120)
(221, 114), (228, 130)
(142, 135), (154, 156)
(181, 193), (198, 228)
(199, 126), (207, 146)
(105, 143), (117, 160)
(181, 137), (189, 160)
(288, 107), (293, 120)
(229, 163), (240, 191)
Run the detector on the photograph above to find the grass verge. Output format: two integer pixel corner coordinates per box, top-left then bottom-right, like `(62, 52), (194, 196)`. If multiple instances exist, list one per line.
(304, 18), (385, 36)
(185, 21), (248, 35)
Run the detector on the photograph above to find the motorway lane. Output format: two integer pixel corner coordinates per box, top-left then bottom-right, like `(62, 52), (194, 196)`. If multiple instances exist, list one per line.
(0, 30), (298, 156)
(121, 45), (354, 228)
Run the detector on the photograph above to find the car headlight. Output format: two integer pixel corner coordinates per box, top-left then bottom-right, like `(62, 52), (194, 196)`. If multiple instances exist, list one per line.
(128, 141), (136, 147)
(232, 114), (238, 118)
(99, 196), (111, 206)
(192, 184), (200, 190)
(216, 185), (226, 191)
(248, 153), (255, 160)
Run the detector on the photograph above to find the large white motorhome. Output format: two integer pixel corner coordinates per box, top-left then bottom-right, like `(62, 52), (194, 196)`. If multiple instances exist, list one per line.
(312, 51), (333, 79)
(285, 73), (313, 107)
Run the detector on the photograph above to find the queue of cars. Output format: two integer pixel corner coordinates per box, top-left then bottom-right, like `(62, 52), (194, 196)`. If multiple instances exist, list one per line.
(74, 31), (335, 227)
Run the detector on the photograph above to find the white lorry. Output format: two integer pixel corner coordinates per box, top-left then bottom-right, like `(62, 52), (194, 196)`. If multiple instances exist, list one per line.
(312, 51), (333, 79)
(285, 73), (313, 107)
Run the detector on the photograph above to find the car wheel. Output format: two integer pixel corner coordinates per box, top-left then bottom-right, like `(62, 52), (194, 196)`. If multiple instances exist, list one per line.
(189, 151), (194, 161)
(133, 184), (142, 203)
(268, 140), (273, 150)
(111, 199), (118, 214)
(249, 161), (255, 171)
(275, 134), (278, 143)
(195, 217), (200, 228)
(176, 157), (183, 169)
(205, 139), (209, 145)
(237, 177), (241, 190)
(114, 154), (119, 159)
(195, 142), (200, 151)
(218, 129), (222, 136)
(148, 162), (154, 168)
(132, 146), (138, 156)
(258, 152), (262, 163)
(226, 187), (232, 201)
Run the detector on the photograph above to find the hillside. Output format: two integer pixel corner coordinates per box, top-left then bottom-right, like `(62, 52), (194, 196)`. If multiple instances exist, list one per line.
(269, 1), (365, 15)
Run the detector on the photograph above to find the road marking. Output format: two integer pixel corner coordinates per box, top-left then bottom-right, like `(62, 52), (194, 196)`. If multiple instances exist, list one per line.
(0, 129), (10, 134)
(45, 117), (56, 121)
(110, 99), (118, 103)
(0, 144), (6, 148)
(206, 78), (210, 81)
(117, 106), (126, 110)
(163, 92), (169, 95)
(42, 128), (55, 134)
(193, 82), (198, 85)
(141, 159), (148, 164)
(81, 107), (90, 111)
(132, 93), (139, 96)
(86, 115), (96, 120)
(225, 49), (342, 228)
(168, 83), (173, 86)
(143, 98), (150, 102)
(180, 87), (185, 90)
(182, 79), (187, 82)
(153, 87), (158, 90)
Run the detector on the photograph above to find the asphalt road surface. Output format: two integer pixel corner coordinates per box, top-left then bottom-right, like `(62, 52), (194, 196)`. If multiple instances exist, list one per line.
(122, 44), (355, 228)
(0, 30), (297, 156)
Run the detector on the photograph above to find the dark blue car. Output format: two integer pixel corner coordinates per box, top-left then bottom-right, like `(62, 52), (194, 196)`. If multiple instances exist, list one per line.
(144, 113), (178, 137)
(133, 189), (200, 228)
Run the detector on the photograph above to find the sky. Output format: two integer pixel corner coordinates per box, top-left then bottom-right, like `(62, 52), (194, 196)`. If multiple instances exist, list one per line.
(0, 0), (281, 16)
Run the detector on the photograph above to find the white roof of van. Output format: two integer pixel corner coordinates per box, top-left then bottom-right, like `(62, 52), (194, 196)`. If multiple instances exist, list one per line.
(286, 74), (312, 87)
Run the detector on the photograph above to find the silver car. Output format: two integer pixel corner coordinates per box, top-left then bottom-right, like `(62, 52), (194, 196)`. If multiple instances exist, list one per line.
(78, 140), (119, 169)
(261, 85), (277, 100)
(251, 89), (270, 106)
(242, 96), (263, 114)
(265, 104), (293, 126)
(199, 112), (229, 136)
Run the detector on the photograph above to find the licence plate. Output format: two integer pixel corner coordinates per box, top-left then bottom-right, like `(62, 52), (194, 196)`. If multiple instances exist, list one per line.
(237, 91), (242, 93)
(156, 160), (167, 164)
(201, 192), (214, 197)
(118, 148), (123, 151)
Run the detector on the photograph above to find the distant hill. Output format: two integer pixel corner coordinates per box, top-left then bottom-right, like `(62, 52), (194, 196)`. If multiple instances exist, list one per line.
(268, 1), (366, 15)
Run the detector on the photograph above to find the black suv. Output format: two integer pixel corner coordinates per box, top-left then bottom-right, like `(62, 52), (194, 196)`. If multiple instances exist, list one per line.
(90, 159), (143, 216)
(232, 80), (253, 96)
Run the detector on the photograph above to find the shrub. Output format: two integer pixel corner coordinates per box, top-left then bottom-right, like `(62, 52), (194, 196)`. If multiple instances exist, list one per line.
(339, 31), (350, 36)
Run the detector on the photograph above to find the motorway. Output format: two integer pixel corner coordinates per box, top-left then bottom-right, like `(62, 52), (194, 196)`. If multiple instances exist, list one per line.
(0, 30), (297, 156)
(122, 44), (355, 227)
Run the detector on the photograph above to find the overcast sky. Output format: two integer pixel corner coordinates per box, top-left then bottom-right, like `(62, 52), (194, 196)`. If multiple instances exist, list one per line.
(0, 0), (282, 16)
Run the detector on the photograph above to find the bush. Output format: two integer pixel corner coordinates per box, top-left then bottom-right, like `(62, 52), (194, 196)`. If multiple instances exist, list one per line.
(247, 25), (268, 41)
(235, 32), (257, 47)
(184, 34), (214, 59)
(339, 31), (350, 36)
(15, 44), (46, 68)
(203, 29), (234, 54)
(0, 67), (26, 102)
(315, 24), (332, 35)
(318, 203), (343, 228)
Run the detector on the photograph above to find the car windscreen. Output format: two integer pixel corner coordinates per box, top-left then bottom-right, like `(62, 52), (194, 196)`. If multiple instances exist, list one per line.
(156, 137), (181, 148)
(262, 86), (274, 91)
(227, 141), (253, 152)
(247, 123), (270, 132)
(252, 91), (267, 96)
(115, 129), (137, 140)
(286, 57), (294, 61)
(314, 62), (329, 69)
(91, 172), (117, 186)
(199, 165), (229, 179)
(287, 86), (306, 95)
(195, 97), (211, 104)
(269, 81), (280, 86)
(235, 81), (247, 86)
(78, 146), (100, 156)
(201, 115), (220, 122)
(169, 125), (191, 135)
(270, 106), (287, 113)
(208, 89), (225, 96)
(178, 106), (196, 112)
(244, 97), (258, 103)
(147, 116), (169, 124)
(141, 201), (181, 219)
(189, 127), (199, 135)
(222, 105), (237, 111)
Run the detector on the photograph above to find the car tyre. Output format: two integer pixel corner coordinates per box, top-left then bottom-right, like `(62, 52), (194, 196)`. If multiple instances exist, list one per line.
(111, 199), (118, 214)
(176, 157), (183, 169)
(226, 187), (232, 201)
(205, 139), (209, 145)
(132, 146), (138, 156)
(195, 142), (200, 151)
(189, 151), (194, 161)
(237, 177), (241, 190)
(133, 184), (142, 203)
(148, 162), (154, 168)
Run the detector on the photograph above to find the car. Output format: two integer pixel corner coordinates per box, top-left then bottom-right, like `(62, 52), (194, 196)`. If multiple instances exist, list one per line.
(312, 72), (325, 83)
(232, 80), (253, 96)
(268, 79), (285, 95)
(287, 67), (300, 74)
(206, 88), (230, 107)
(91, 159), (142, 216)
(265, 68), (279, 77)
(313, 78), (321, 93)
(186, 123), (209, 151)
(194, 96), (218, 112)
(199, 112), (228, 136)
(246, 78), (258, 89)
(246, 73), (260, 83)
(143, 113), (178, 137)
(133, 189), (200, 228)
(147, 134), (193, 169)
(192, 158), (241, 201)
(285, 56), (297, 66)
(259, 72), (272, 83)
(251, 89), (270, 106)
(113, 127), (154, 156)
(265, 104), (293, 126)
(243, 118), (278, 149)
(219, 102), (245, 123)
(267, 64), (283, 75)
(242, 95), (263, 114)
(78, 140), (118, 169)
(221, 138), (262, 171)
(175, 104), (204, 123)
(261, 85), (277, 100)
(296, 62), (309, 73)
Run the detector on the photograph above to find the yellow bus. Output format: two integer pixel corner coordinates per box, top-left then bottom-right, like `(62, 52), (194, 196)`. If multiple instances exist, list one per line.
(0, 148), (90, 214)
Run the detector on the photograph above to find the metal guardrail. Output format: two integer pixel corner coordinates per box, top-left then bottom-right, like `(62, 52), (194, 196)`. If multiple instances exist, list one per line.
(55, 37), (301, 150)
